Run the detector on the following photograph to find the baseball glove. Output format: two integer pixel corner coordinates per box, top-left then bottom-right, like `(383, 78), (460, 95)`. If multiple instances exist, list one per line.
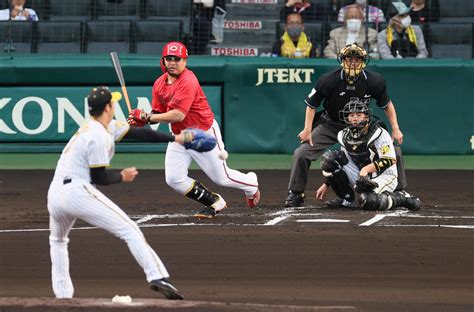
(354, 176), (378, 193)
(182, 128), (216, 152)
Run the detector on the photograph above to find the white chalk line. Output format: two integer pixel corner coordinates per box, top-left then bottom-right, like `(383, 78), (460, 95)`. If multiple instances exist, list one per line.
(297, 219), (350, 223)
(378, 225), (474, 229)
(2, 208), (474, 233)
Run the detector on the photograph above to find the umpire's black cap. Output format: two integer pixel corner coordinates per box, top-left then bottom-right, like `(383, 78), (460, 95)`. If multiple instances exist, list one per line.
(87, 86), (122, 115)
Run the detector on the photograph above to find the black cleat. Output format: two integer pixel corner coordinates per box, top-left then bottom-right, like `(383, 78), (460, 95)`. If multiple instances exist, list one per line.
(194, 207), (217, 219)
(150, 278), (183, 300)
(325, 198), (344, 208)
(284, 191), (305, 207)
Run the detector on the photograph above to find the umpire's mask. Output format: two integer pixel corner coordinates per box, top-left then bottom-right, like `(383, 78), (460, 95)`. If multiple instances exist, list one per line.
(337, 43), (370, 85)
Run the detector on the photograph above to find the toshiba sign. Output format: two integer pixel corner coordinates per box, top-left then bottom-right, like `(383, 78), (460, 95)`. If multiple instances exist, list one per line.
(211, 47), (258, 56)
(224, 20), (262, 30)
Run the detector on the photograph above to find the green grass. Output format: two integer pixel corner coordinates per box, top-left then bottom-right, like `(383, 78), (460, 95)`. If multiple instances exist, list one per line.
(0, 153), (472, 170)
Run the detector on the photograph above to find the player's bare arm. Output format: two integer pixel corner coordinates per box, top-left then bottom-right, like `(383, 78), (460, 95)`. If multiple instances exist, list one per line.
(383, 101), (404, 145)
(149, 109), (185, 123)
(298, 106), (316, 146)
(129, 108), (185, 125)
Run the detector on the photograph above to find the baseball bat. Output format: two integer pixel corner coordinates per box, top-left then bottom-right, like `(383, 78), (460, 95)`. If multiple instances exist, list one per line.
(110, 52), (132, 113)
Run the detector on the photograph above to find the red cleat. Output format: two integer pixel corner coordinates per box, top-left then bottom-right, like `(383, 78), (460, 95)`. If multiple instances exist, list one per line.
(246, 189), (260, 208)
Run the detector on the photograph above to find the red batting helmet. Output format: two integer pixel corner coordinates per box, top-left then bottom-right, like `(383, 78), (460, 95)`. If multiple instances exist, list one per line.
(162, 42), (188, 59)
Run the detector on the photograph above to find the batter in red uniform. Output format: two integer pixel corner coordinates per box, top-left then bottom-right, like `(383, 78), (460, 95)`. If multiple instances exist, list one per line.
(129, 42), (260, 219)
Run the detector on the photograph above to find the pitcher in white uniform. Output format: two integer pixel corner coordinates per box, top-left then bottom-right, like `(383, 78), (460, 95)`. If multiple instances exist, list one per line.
(315, 99), (420, 210)
(47, 86), (215, 300)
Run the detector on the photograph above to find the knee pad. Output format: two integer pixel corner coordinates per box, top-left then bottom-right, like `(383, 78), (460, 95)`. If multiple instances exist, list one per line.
(321, 150), (348, 173)
(358, 192), (393, 211)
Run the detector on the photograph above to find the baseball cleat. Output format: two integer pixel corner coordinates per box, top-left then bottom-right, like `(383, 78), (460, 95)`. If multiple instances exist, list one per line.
(210, 193), (227, 212)
(194, 207), (217, 219)
(246, 189), (261, 208)
(150, 278), (183, 300)
(284, 191), (305, 207)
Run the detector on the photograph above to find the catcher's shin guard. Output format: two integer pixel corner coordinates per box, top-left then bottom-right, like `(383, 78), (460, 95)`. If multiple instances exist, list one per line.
(325, 170), (355, 202)
(358, 192), (392, 210)
(359, 191), (421, 211)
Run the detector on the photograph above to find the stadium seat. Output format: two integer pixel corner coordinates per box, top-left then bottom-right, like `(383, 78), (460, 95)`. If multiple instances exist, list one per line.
(26, 0), (49, 20)
(48, 0), (92, 21)
(145, 0), (193, 36)
(134, 20), (182, 54)
(85, 21), (131, 53)
(95, 0), (141, 21)
(429, 23), (472, 58)
(37, 21), (83, 53)
(439, 0), (474, 23)
(0, 21), (34, 53)
(277, 22), (325, 56)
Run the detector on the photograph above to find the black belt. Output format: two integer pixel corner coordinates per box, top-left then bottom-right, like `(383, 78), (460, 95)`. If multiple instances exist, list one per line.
(63, 178), (72, 185)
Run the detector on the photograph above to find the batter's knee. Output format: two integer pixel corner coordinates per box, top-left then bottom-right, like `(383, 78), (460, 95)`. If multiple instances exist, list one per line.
(165, 173), (188, 191)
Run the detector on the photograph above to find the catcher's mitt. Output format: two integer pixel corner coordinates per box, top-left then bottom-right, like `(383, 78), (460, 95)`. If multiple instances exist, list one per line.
(354, 176), (378, 193)
(182, 128), (216, 152)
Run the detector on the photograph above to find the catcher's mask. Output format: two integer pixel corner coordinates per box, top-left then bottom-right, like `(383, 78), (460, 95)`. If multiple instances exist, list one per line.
(337, 43), (370, 84)
(339, 99), (371, 138)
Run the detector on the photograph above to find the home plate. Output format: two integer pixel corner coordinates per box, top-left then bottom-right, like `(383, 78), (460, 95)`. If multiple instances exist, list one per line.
(297, 219), (350, 223)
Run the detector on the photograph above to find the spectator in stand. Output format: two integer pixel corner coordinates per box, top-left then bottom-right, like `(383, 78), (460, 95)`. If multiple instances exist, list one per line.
(337, 0), (385, 24)
(0, 0), (38, 21)
(409, 0), (439, 24)
(280, 0), (327, 22)
(378, 1), (428, 59)
(272, 13), (318, 58)
(324, 5), (378, 59)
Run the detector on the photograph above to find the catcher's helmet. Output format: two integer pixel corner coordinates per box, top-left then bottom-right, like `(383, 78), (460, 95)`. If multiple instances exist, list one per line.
(339, 98), (371, 137)
(337, 43), (370, 84)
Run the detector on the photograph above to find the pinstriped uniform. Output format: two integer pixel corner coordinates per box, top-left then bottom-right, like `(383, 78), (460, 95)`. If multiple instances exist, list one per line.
(48, 118), (169, 299)
(338, 125), (398, 194)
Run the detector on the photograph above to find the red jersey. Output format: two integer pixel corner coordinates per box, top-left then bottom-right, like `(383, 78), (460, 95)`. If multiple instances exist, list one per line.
(152, 68), (214, 134)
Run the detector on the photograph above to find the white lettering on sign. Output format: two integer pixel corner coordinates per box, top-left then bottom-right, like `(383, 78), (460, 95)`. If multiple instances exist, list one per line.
(12, 97), (53, 134)
(231, 0), (278, 3)
(0, 96), (154, 135)
(57, 98), (86, 133)
(255, 68), (315, 86)
(224, 20), (262, 30)
(211, 47), (258, 56)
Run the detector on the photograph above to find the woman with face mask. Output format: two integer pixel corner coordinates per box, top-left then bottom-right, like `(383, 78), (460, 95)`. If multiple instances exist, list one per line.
(324, 5), (378, 59)
(377, 2), (428, 59)
(272, 12), (318, 58)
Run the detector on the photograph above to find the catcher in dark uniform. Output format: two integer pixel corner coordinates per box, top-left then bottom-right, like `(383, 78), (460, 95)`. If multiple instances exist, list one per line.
(314, 100), (420, 210)
(285, 43), (407, 208)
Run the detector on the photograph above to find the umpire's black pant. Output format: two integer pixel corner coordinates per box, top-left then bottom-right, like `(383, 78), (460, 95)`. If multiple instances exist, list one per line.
(287, 118), (346, 193)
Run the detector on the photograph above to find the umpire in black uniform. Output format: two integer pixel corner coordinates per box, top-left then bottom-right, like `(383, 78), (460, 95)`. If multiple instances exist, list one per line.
(285, 43), (404, 207)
